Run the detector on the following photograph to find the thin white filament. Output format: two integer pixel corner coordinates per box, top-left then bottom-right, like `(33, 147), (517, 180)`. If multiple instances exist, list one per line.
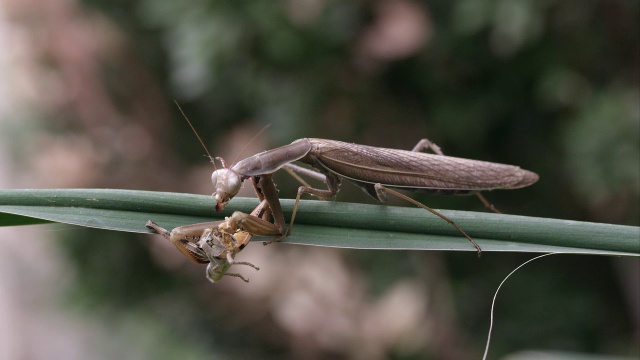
(482, 252), (557, 360)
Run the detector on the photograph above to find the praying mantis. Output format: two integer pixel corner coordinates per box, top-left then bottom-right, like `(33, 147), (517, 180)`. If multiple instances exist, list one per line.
(210, 137), (539, 255)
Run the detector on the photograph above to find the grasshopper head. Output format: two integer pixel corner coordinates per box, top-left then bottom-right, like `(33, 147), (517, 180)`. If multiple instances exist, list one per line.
(206, 260), (231, 283)
(211, 169), (242, 211)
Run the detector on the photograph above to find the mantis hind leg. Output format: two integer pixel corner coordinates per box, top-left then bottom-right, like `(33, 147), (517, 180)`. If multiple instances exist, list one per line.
(475, 193), (502, 214)
(411, 138), (501, 214)
(411, 138), (444, 155)
(374, 183), (482, 256)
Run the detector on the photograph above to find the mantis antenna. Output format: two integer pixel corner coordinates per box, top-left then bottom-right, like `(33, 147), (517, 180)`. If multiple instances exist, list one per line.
(173, 100), (217, 169)
(229, 124), (271, 167)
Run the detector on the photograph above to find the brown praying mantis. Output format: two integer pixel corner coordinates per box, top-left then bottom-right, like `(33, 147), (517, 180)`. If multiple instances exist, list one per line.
(210, 137), (539, 255)
(150, 103), (538, 268)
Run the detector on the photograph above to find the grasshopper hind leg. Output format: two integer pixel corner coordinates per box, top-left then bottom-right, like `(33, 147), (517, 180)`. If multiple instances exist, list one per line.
(146, 220), (209, 263)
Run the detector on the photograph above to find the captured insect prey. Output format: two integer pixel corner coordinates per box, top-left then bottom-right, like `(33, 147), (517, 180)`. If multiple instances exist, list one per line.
(146, 200), (279, 283)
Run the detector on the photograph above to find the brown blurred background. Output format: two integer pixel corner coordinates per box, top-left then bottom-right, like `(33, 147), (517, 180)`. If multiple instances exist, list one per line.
(0, 0), (638, 359)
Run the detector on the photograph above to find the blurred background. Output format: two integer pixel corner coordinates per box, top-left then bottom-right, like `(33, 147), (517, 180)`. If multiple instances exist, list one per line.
(0, 0), (638, 359)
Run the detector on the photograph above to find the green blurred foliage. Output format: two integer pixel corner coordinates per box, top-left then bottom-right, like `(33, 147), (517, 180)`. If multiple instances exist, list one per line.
(48, 0), (640, 358)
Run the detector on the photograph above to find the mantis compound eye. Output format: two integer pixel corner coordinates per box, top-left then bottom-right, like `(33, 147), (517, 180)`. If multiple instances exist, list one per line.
(211, 169), (242, 211)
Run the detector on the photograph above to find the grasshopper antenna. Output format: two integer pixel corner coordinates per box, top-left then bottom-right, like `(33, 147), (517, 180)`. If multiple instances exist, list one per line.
(174, 100), (217, 169)
(229, 124), (271, 167)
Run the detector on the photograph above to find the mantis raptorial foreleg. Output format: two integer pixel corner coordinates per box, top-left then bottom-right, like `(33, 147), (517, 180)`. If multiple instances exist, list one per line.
(253, 174), (287, 235)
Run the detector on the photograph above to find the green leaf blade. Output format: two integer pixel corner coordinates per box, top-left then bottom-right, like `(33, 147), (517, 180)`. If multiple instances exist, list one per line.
(1, 189), (638, 255)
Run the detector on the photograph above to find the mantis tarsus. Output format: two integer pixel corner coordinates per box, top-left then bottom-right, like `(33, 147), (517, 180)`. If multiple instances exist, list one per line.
(210, 137), (539, 255)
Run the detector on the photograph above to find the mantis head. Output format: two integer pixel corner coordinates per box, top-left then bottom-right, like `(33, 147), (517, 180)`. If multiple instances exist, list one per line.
(211, 168), (242, 211)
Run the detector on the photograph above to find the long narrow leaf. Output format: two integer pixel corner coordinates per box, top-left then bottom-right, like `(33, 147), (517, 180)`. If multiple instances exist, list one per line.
(0, 189), (638, 255)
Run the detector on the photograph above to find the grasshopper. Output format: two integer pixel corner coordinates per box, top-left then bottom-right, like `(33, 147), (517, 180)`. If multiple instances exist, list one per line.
(210, 138), (539, 255)
(146, 199), (279, 282)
